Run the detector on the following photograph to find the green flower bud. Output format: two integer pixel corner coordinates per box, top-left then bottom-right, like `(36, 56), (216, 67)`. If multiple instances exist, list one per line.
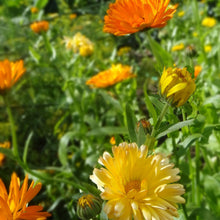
(77, 194), (102, 220)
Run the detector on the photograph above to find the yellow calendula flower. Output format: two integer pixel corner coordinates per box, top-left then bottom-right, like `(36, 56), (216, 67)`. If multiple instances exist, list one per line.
(193, 32), (198, 37)
(159, 66), (196, 107)
(30, 20), (49, 33)
(104, 0), (178, 36)
(204, 45), (212, 53)
(178, 10), (185, 17)
(202, 17), (217, 27)
(0, 59), (26, 93)
(86, 64), (136, 88)
(117, 46), (131, 56)
(0, 172), (51, 219)
(63, 33), (94, 56)
(171, 43), (184, 52)
(0, 141), (10, 166)
(90, 142), (185, 220)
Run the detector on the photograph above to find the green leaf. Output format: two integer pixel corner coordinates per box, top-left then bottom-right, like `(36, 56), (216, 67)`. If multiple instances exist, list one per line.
(180, 133), (203, 149)
(143, 84), (157, 125)
(147, 32), (173, 70)
(100, 91), (123, 113)
(125, 104), (137, 142)
(29, 46), (41, 63)
(137, 123), (147, 147)
(23, 131), (33, 164)
(156, 119), (194, 138)
(35, 0), (49, 9)
(189, 208), (218, 220)
(58, 131), (76, 166)
(87, 127), (127, 136)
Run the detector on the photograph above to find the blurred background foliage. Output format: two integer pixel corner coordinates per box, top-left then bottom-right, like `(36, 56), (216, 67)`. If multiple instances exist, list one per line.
(0, 0), (220, 219)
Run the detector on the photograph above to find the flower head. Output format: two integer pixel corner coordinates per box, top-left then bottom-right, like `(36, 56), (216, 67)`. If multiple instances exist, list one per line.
(202, 17), (217, 28)
(77, 194), (102, 220)
(30, 21), (49, 33)
(90, 142), (185, 220)
(69, 13), (77, 19)
(63, 33), (94, 56)
(204, 45), (212, 53)
(86, 64), (136, 88)
(0, 142), (10, 166)
(117, 46), (131, 56)
(104, 0), (178, 36)
(0, 59), (26, 94)
(171, 43), (184, 52)
(0, 172), (51, 219)
(194, 65), (202, 78)
(30, 7), (39, 14)
(159, 66), (196, 107)
(177, 10), (185, 17)
(110, 136), (116, 145)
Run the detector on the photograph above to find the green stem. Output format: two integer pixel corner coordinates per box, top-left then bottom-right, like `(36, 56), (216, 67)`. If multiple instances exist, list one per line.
(195, 141), (201, 206)
(4, 96), (21, 162)
(172, 136), (179, 166)
(147, 102), (169, 150)
(151, 102), (169, 137)
(181, 203), (189, 220)
(42, 32), (53, 56)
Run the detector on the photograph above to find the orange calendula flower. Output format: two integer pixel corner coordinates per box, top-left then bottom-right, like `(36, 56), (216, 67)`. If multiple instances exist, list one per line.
(69, 13), (77, 19)
(194, 65), (202, 78)
(0, 59), (26, 93)
(104, 0), (178, 36)
(159, 66), (196, 107)
(0, 142), (10, 166)
(30, 20), (49, 33)
(90, 142), (185, 220)
(0, 172), (51, 219)
(86, 64), (136, 88)
(110, 136), (116, 145)
(30, 7), (39, 14)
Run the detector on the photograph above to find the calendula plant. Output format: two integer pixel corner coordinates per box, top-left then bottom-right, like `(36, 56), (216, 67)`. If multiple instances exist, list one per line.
(0, 0), (220, 219)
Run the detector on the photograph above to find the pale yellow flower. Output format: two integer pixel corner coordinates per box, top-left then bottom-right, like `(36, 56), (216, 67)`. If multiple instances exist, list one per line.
(160, 66), (196, 107)
(0, 173), (51, 219)
(90, 142), (185, 220)
(86, 64), (136, 88)
(202, 17), (217, 27)
(63, 33), (94, 56)
(171, 43), (184, 52)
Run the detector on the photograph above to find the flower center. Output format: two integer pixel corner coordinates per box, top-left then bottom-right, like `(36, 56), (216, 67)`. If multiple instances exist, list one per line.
(125, 180), (141, 194)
